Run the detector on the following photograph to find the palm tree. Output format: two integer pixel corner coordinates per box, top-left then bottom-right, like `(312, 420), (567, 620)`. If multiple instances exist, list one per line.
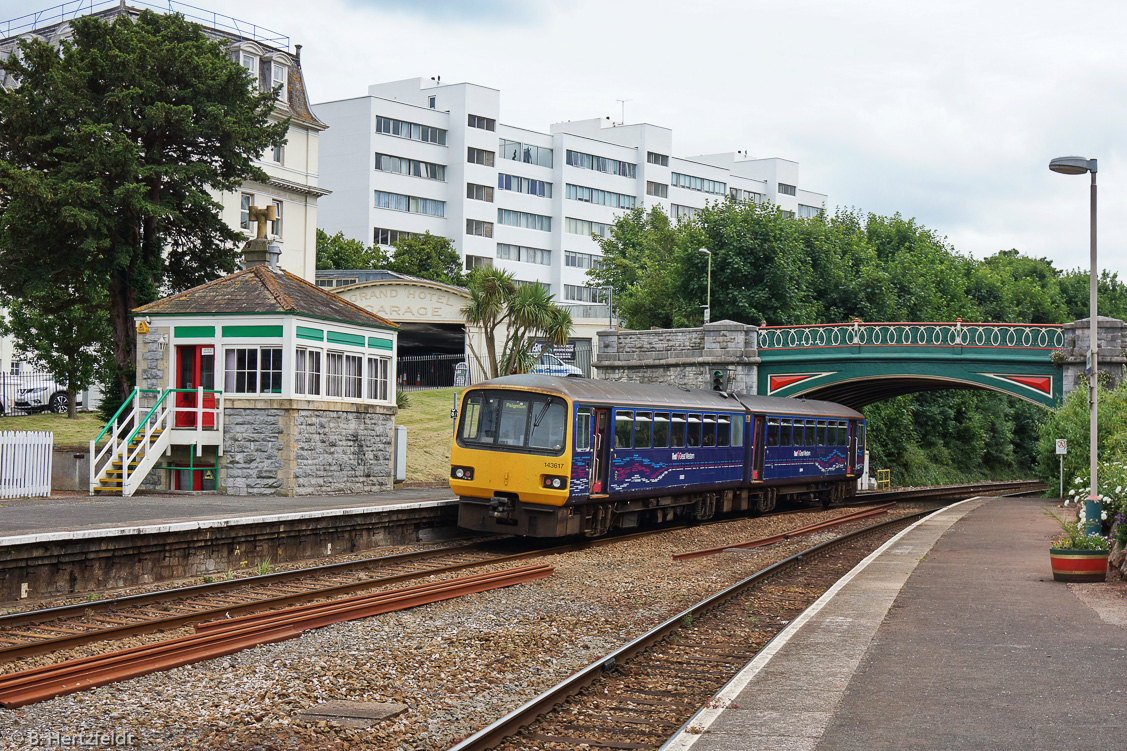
(462, 267), (574, 379)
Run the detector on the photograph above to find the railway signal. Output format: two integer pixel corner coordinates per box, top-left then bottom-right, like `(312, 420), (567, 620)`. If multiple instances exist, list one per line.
(711, 369), (728, 391)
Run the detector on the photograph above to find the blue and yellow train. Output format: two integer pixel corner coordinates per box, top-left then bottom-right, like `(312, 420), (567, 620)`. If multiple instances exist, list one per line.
(450, 375), (865, 537)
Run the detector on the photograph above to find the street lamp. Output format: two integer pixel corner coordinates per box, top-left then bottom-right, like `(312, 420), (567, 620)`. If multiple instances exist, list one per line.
(698, 247), (711, 324)
(1049, 155), (1099, 533)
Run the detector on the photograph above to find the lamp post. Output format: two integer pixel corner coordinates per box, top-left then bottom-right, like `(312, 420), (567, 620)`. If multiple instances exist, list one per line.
(698, 247), (711, 324)
(1049, 155), (1099, 533)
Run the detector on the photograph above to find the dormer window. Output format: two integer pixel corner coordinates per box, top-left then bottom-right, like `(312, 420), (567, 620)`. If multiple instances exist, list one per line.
(272, 62), (288, 102)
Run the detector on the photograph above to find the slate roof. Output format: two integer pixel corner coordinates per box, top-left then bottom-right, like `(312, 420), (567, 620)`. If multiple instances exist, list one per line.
(133, 265), (398, 331)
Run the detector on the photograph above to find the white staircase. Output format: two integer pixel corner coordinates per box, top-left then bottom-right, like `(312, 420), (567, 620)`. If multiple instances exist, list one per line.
(89, 389), (172, 497)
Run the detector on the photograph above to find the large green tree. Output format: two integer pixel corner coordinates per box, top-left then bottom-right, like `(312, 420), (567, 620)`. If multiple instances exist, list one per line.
(388, 232), (464, 286)
(316, 228), (390, 270)
(0, 10), (287, 399)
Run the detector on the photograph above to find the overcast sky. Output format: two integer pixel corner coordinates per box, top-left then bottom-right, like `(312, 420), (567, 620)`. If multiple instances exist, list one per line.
(3, 0), (1126, 278)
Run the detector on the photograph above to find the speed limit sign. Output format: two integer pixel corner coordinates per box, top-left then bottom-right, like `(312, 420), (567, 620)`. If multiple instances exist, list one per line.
(1056, 439), (1067, 455)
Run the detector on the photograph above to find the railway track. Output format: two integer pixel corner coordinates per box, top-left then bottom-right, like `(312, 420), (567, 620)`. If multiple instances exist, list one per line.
(0, 480), (1042, 666)
(450, 494), (1027, 751)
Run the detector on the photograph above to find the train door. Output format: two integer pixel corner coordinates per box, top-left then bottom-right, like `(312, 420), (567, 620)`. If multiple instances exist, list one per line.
(590, 408), (611, 494)
(174, 345), (216, 429)
(752, 416), (765, 480)
(847, 420), (858, 474)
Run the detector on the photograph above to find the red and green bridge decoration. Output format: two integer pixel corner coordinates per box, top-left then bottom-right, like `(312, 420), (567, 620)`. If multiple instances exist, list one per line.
(757, 320), (1063, 409)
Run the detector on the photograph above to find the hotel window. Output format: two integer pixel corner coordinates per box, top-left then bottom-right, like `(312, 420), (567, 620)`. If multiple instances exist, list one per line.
(468, 114), (496, 131)
(498, 139), (553, 168)
(671, 172), (726, 195)
(465, 254), (493, 270)
(271, 61), (287, 102)
(564, 285), (606, 303)
(497, 209), (551, 232)
(367, 356), (390, 401)
(373, 227), (416, 246)
(646, 151), (669, 167)
(566, 184), (636, 209)
(564, 217), (611, 238)
(565, 150), (636, 178)
(239, 52), (257, 87)
(271, 199), (283, 239)
(428, 96), (436, 109)
(375, 116), (447, 146)
(239, 193), (254, 230)
(466, 183), (494, 202)
(729, 187), (762, 204)
(496, 243), (551, 265)
(271, 144), (284, 164)
(797, 204), (823, 218)
(466, 219), (494, 237)
(467, 147), (495, 167)
(565, 251), (603, 270)
(778, 183), (797, 196)
(497, 173), (551, 197)
(646, 181), (668, 198)
(374, 153), (447, 181)
(670, 204), (698, 221)
(374, 190), (445, 217)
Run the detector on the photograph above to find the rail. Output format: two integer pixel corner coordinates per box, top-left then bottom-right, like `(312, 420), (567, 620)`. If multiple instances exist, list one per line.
(758, 321), (1064, 351)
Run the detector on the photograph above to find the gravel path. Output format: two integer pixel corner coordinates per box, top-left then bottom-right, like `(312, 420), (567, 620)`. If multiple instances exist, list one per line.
(0, 506), (931, 750)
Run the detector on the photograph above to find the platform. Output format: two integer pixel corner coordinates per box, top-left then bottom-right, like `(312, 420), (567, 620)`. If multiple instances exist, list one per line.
(664, 496), (1127, 750)
(0, 488), (459, 603)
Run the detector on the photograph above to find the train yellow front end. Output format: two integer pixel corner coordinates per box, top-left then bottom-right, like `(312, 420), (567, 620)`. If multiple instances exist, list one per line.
(450, 379), (582, 536)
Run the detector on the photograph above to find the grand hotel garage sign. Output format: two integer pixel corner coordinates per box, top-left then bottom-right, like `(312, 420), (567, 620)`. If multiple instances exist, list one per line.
(335, 279), (469, 324)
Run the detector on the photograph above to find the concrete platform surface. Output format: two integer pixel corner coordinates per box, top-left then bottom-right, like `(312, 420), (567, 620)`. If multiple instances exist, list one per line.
(664, 496), (1127, 751)
(0, 486), (455, 540)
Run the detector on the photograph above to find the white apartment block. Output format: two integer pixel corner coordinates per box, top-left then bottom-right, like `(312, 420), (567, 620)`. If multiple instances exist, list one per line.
(314, 78), (827, 311)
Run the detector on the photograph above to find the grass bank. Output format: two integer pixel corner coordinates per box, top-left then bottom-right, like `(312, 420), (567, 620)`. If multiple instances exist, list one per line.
(0, 412), (104, 449)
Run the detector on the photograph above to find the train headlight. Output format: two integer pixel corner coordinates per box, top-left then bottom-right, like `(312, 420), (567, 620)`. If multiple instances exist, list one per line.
(451, 466), (474, 481)
(543, 475), (567, 490)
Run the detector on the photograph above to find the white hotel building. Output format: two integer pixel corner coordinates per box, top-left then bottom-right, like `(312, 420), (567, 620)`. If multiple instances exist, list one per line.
(314, 78), (826, 313)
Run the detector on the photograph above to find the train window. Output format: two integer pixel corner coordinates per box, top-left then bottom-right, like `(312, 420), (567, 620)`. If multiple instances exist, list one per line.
(460, 395), (484, 440)
(575, 408), (592, 451)
(767, 417), (780, 447)
(615, 411), (634, 449)
(634, 412), (653, 448)
(529, 399), (566, 450)
(805, 420), (817, 447)
(687, 414), (702, 447)
(671, 413), (687, 447)
(702, 415), (716, 446)
(653, 412), (670, 447)
(780, 418), (792, 446)
(817, 421), (827, 446)
(498, 399), (531, 446)
(716, 415), (731, 447)
(826, 421), (837, 447)
(833, 421), (844, 446)
(732, 416), (744, 447)
(841, 421), (850, 446)
(792, 419), (803, 446)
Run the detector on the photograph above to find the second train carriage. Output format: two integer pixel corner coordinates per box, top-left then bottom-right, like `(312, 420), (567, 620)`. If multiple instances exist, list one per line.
(450, 375), (865, 538)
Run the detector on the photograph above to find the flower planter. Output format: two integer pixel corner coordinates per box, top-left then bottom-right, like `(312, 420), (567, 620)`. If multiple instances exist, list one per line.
(1049, 548), (1110, 583)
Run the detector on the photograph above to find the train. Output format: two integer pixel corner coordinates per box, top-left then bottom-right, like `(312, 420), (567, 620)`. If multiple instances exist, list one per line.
(450, 375), (866, 538)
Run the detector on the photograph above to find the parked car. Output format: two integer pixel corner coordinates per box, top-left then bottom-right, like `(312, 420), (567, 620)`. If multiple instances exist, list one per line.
(0, 373), (81, 415)
(530, 352), (584, 377)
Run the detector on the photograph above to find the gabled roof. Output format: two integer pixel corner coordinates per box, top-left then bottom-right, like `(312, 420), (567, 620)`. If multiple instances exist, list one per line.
(133, 265), (398, 331)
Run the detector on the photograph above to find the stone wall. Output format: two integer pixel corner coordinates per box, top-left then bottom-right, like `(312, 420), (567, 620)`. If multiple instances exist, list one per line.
(595, 320), (760, 392)
(1061, 317), (1127, 396)
(136, 325), (170, 391)
(221, 398), (395, 496)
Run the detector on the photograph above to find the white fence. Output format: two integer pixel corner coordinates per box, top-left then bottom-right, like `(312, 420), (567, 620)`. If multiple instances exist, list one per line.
(0, 431), (52, 499)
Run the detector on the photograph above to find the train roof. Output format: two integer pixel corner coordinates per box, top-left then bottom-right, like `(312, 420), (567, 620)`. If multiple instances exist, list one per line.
(473, 375), (864, 419)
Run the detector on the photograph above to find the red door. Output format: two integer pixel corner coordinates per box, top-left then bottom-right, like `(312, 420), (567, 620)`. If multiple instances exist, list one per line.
(175, 345), (216, 428)
(590, 409), (610, 494)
